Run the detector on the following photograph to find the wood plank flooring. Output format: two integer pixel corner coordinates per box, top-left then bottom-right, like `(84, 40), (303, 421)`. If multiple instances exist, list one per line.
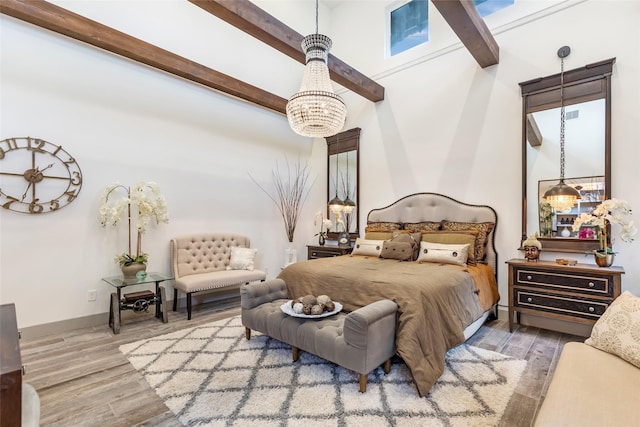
(19, 300), (583, 426)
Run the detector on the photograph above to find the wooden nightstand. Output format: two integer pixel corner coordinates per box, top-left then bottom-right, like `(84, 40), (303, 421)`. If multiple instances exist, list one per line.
(307, 244), (353, 260)
(506, 258), (624, 334)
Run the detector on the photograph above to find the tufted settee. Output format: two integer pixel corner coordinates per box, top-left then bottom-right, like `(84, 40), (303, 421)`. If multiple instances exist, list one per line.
(170, 233), (266, 319)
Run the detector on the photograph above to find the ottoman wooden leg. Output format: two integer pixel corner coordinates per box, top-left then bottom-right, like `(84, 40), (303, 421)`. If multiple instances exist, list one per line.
(383, 359), (391, 374)
(359, 374), (367, 393)
(292, 347), (300, 362)
(245, 327), (251, 340)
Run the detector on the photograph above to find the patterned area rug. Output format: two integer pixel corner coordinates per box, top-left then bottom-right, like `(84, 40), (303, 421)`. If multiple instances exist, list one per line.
(119, 316), (526, 426)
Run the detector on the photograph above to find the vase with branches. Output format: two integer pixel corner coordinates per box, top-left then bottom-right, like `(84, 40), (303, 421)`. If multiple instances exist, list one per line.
(250, 158), (313, 266)
(99, 181), (169, 276)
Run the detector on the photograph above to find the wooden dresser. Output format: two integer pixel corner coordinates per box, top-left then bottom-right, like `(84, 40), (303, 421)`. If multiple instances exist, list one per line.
(1, 303), (22, 426)
(506, 259), (624, 333)
(307, 244), (353, 260)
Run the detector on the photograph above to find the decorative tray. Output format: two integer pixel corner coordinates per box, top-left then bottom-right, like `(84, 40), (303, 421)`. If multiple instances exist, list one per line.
(280, 300), (343, 319)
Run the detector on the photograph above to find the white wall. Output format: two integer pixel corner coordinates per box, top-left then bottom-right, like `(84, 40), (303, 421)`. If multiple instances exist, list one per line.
(0, 2), (327, 329)
(335, 0), (640, 305)
(1, 0), (639, 330)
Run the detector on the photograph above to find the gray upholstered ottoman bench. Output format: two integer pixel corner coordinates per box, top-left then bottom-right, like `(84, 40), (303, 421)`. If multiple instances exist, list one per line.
(240, 278), (398, 392)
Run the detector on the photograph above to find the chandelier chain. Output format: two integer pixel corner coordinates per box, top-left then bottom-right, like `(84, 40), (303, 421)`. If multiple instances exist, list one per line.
(559, 54), (566, 180)
(315, 0), (319, 34)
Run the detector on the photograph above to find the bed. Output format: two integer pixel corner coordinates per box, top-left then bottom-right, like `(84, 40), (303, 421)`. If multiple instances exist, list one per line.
(277, 193), (500, 396)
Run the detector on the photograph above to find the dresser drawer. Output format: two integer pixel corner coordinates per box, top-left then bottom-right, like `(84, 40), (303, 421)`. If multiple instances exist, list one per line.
(309, 249), (342, 258)
(514, 268), (614, 296)
(514, 289), (609, 320)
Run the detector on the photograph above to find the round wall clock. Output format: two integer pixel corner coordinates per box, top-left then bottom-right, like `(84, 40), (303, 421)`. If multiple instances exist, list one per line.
(0, 137), (82, 214)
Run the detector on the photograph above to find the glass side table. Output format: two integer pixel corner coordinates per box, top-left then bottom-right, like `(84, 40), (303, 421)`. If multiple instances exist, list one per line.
(102, 272), (173, 334)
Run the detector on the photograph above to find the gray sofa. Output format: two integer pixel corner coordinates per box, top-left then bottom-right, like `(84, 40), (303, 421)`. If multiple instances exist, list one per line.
(170, 233), (266, 319)
(241, 278), (398, 392)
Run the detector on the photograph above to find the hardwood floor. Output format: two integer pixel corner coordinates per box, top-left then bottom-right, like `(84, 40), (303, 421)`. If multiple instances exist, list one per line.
(20, 300), (583, 426)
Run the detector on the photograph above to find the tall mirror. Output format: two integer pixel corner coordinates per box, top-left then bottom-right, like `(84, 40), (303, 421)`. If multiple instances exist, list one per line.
(519, 58), (615, 253)
(326, 128), (360, 240)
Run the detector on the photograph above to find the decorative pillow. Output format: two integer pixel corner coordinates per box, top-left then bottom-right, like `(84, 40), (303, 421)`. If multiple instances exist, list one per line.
(364, 230), (395, 241)
(392, 231), (421, 260)
(380, 240), (413, 261)
(366, 222), (402, 231)
(441, 220), (495, 262)
(417, 241), (469, 266)
(585, 291), (640, 368)
(420, 230), (479, 265)
(352, 238), (384, 257)
(226, 247), (257, 271)
(404, 221), (442, 232)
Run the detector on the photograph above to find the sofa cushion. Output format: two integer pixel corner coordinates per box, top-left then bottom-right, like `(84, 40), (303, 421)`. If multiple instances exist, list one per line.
(174, 269), (266, 292)
(533, 342), (640, 427)
(585, 291), (640, 368)
(227, 247), (257, 271)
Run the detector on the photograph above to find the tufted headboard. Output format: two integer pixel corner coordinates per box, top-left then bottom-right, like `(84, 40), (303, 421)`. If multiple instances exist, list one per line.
(170, 233), (251, 278)
(367, 193), (498, 276)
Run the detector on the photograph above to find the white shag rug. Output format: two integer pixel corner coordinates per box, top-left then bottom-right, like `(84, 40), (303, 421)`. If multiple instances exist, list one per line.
(119, 316), (526, 426)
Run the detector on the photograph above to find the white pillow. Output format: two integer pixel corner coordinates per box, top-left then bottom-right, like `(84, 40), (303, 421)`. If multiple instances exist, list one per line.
(226, 247), (257, 271)
(585, 291), (640, 368)
(352, 238), (384, 257)
(417, 241), (469, 266)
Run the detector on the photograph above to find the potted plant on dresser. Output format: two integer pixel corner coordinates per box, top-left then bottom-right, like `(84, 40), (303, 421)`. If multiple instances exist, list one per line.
(572, 198), (636, 267)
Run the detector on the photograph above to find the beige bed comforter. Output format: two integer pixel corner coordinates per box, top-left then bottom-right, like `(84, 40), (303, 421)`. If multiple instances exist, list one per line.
(277, 255), (499, 396)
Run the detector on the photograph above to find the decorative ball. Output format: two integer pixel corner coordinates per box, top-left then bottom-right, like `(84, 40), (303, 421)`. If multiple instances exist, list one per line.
(317, 295), (331, 305)
(324, 301), (335, 312)
(311, 304), (324, 315)
(293, 303), (304, 314)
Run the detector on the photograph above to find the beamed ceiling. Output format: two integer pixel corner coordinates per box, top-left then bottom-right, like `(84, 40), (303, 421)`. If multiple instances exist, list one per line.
(0, 0), (499, 117)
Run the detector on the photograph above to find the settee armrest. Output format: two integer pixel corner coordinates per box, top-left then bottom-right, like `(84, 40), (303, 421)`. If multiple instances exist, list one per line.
(240, 279), (287, 310)
(344, 299), (397, 349)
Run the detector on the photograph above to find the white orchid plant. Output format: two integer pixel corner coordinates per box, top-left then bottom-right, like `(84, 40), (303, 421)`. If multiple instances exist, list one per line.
(314, 211), (332, 238)
(572, 198), (636, 256)
(99, 181), (169, 266)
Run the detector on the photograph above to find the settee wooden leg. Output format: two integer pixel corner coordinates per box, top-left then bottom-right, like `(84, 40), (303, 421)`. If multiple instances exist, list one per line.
(245, 327), (251, 340)
(173, 289), (178, 312)
(187, 293), (192, 320)
(359, 374), (367, 393)
(292, 347), (300, 362)
(383, 359), (391, 374)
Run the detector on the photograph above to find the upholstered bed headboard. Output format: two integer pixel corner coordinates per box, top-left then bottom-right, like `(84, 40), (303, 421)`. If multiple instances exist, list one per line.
(367, 193), (498, 276)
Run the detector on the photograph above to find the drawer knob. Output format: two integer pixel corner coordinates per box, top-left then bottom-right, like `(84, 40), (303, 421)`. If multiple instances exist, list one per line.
(588, 282), (595, 288)
(589, 307), (595, 313)
(527, 297), (533, 303)
(527, 275), (533, 280)
(312, 252), (317, 256)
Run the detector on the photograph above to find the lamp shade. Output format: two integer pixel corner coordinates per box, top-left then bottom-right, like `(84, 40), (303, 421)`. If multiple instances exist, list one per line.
(342, 197), (356, 214)
(286, 34), (347, 138)
(328, 195), (344, 214)
(544, 179), (581, 211)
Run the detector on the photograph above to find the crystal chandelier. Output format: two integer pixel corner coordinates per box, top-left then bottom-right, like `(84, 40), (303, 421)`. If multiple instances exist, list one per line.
(286, 0), (346, 138)
(544, 46), (581, 211)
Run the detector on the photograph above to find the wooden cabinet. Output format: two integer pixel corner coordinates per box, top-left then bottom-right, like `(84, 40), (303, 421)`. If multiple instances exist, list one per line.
(307, 244), (353, 260)
(1, 304), (22, 426)
(507, 259), (624, 333)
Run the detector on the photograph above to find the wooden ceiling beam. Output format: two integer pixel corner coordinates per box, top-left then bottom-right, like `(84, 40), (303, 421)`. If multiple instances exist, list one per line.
(431, 0), (499, 68)
(0, 0), (288, 114)
(188, 0), (385, 102)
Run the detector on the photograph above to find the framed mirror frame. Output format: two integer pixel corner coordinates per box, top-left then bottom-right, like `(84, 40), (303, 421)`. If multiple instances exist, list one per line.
(519, 58), (615, 253)
(325, 127), (360, 241)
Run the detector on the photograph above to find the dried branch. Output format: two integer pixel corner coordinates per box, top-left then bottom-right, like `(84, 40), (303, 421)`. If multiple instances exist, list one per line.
(250, 157), (314, 242)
